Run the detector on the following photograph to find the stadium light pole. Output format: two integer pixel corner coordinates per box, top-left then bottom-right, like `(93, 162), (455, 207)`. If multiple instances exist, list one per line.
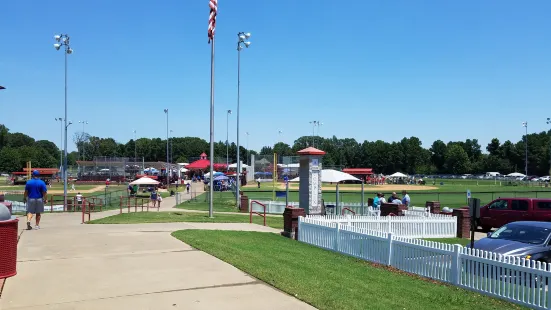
(226, 110), (232, 169)
(236, 32), (251, 210)
(78, 120), (88, 161)
(278, 130), (283, 142)
(164, 109), (169, 189)
(133, 129), (137, 162)
(522, 122), (528, 177)
(170, 129), (174, 165)
(55, 118), (63, 174)
(309, 121), (322, 147)
(54, 34), (73, 209)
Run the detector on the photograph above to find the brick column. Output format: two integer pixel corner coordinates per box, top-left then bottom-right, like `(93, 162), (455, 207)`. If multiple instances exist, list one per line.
(452, 208), (471, 238)
(240, 196), (249, 213)
(380, 203), (407, 216)
(426, 201), (441, 214)
(282, 207), (306, 240)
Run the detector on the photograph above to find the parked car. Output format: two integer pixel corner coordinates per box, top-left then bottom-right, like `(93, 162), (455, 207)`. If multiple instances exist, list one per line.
(473, 221), (551, 263)
(541, 176), (550, 182)
(478, 198), (551, 231)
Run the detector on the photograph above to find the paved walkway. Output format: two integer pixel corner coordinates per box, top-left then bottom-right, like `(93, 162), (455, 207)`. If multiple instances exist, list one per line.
(0, 187), (314, 310)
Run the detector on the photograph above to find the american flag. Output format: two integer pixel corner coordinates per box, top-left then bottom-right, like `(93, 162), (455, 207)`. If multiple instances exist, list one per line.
(208, 0), (217, 43)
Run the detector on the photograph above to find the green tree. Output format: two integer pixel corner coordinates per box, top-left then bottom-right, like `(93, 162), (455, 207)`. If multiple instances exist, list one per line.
(445, 144), (470, 174)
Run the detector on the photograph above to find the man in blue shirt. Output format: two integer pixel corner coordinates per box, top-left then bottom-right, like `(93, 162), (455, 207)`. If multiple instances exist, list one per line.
(24, 170), (48, 230)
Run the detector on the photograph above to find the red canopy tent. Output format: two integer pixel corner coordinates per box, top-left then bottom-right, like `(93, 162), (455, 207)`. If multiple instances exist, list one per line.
(186, 153), (227, 170)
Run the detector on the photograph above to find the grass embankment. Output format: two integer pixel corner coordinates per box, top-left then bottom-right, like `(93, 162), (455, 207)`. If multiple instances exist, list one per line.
(177, 191), (239, 212)
(87, 211), (283, 229)
(172, 230), (523, 310)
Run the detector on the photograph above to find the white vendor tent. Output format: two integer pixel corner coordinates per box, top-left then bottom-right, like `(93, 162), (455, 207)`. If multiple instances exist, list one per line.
(228, 163), (250, 168)
(507, 172), (526, 177)
(389, 172), (408, 178)
(290, 169), (360, 210)
(289, 169), (360, 183)
(129, 176), (160, 185)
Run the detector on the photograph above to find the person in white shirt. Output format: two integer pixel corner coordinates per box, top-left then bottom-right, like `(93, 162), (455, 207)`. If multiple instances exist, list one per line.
(379, 193), (387, 204)
(76, 192), (83, 209)
(402, 190), (411, 207)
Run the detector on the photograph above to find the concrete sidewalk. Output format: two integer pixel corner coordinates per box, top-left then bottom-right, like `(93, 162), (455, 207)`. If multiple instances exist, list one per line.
(1, 201), (314, 309)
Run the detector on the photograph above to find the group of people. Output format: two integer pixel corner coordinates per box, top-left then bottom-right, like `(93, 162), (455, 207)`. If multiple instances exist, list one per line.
(372, 190), (411, 208)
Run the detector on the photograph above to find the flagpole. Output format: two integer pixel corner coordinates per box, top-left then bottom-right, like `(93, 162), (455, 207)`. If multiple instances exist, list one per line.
(209, 37), (215, 218)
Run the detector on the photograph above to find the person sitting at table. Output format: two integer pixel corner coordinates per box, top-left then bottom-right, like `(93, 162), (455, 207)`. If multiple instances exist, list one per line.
(388, 192), (398, 203)
(373, 193), (381, 208)
(379, 193), (387, 204)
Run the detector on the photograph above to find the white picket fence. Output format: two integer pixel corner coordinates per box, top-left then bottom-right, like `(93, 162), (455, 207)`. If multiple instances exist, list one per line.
(305, 214), (457, 238)
(299, 217), (551, 309)
(251, 200), (380, 215)
(8, 200), (65, 213)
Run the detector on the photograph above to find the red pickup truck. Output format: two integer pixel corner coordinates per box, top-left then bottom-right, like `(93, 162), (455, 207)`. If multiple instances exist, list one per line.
(478, 198), (551, 231)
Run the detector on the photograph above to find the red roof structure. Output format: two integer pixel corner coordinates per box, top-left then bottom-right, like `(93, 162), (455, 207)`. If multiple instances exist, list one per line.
(186, 158), (227, 170)
(297, 147), (326, 155)
(342, 168), (373, 175)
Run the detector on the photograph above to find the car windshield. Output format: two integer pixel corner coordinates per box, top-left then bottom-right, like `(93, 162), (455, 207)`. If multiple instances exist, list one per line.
(490, 224), (551, 245)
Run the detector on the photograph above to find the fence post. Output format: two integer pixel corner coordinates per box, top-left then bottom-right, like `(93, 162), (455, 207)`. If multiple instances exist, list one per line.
(422, 217), (426, 238)
(334, 223), (341, 251)
(451, 244), (462, 285)
(387, 232), (393, 266)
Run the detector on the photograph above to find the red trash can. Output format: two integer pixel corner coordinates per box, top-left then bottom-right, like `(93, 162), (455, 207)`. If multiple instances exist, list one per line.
(0, 218), (19, 279)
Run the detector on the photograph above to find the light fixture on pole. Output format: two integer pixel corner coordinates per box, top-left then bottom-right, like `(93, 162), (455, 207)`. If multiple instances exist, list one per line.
(278, 130), (283, 142)
(309, 121), (322, 147)
(55, 118), (63, 173)
(236, 31), (251, 210)
(226, 110), (232, 169)
(164, 109), (169, 188)
(522, 121), (528, 177)
(0, 86), (5, 90)
(78, 120), (88, 161)
(53, 33), (73, 210)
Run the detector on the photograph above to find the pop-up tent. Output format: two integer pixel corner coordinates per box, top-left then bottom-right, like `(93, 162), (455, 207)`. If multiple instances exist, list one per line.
(507, 172), (526, 178)
(129, 176), (160, 185)
(389, 172), (407, 178)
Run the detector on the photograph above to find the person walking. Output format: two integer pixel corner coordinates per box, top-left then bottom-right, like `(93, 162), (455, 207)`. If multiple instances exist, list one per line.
(24, 170), (47, 230)
(150, 188), (158, 208)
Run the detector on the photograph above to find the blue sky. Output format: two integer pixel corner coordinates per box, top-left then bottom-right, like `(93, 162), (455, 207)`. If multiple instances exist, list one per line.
(1, 0), (550, 153)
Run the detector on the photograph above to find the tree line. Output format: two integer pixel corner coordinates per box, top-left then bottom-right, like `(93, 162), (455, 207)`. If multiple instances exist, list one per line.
(0, 123), (550, 176)
(263, 133), (551, 176)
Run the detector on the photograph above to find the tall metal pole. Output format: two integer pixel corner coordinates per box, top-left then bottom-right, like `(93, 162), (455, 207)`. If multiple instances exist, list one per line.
(226, 110), (230, 169)
(236, 42), (241, 210)
(133, 130), (137, 163)
(246, 132), (250, 166)
(165, 109), (169, 189)
(235, 32), (250, 211)
(55, 118), (63, 172)
(522, 122), (528, 178)
(209, 39), (215, 217)
(63, 48), (68, 209)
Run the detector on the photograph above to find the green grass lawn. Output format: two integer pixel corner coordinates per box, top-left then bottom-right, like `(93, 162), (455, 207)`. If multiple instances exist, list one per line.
(241, 184), (551, 209)
(177, 191), (239, 212)
(424, 238), (470, 246)
(172, 230), (523, 310)
(87, 211), (283, 229)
